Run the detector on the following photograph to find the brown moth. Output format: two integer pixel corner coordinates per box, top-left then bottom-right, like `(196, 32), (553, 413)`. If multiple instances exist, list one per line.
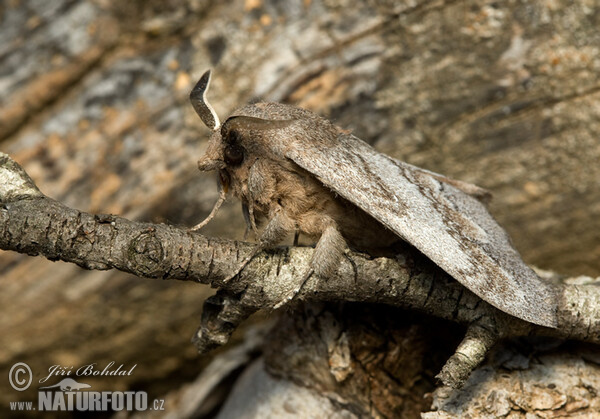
(190, 70), (558, 328)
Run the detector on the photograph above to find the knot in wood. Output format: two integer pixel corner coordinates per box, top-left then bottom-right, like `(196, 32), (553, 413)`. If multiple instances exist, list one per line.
(127, 231), (164, 276)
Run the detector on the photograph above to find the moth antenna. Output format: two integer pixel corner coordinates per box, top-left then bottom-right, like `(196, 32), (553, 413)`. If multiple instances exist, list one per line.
(190, 181), (226, 231)
(190, 69), (221, 131)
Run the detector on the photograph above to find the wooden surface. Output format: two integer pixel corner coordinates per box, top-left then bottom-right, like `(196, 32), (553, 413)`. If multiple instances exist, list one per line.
(0, 0), (598, 416)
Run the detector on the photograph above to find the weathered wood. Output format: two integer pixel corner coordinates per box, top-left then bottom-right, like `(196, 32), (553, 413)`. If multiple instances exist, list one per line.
(1, 0), (598, 416)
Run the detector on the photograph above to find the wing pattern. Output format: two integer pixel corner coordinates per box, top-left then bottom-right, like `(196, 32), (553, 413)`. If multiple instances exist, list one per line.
(284, 132), (558, 328)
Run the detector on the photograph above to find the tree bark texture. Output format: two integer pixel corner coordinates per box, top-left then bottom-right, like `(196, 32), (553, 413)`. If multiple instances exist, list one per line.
(0, 0), (599, 417)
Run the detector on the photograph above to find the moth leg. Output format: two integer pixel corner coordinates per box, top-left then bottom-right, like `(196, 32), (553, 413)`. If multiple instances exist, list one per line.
(274, 222), (346, 309)
(242, 203), (252, 240)
(310, 223), (346, 277)
(293, 230), (300, 246)
(223, 209), (296, 283)
(247, 203), (260, 238)
(241, 202), (259, 240)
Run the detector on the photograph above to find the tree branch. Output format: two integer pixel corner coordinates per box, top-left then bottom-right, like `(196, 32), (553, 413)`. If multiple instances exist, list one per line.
(1, 152), (599, 388)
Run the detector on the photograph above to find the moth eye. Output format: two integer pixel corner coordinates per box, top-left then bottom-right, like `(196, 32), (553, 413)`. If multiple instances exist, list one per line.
(224, 144), (244, 165)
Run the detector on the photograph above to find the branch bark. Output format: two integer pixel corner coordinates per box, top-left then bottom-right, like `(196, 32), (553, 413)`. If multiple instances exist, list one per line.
(2, 0), (600, 416)
(1, 151), (599, 390)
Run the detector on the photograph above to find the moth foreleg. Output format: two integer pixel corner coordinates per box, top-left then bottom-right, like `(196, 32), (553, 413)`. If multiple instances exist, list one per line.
(223, 209), (296, 283)
(241, 202), (259, 240)
(247, 204), (259, 238)
(242, 203), (252, 240)
(274, 222), (346, 309)
(259, 209), (296, 247)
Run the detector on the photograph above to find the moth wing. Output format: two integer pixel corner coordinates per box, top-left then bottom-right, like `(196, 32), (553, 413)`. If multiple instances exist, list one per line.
(408, 165), (492, 204)
(284, 133), (558, 328)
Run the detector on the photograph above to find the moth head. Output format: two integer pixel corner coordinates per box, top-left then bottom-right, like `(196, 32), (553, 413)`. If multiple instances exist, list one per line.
(191, 70), (294, 177)
(195, 117), (281, 173)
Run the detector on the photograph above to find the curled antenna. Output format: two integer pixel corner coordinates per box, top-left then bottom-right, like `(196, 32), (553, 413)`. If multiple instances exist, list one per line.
(190, 70), (221, 131)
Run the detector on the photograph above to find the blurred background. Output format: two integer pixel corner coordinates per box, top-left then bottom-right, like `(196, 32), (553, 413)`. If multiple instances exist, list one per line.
(0, 0), (599, 416)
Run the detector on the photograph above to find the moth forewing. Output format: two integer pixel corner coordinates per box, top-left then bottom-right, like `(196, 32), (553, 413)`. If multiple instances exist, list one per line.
(282, 128), (558, 328)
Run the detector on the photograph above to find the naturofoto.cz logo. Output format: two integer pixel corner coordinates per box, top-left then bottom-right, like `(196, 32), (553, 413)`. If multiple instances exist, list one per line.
(8, 362), (165, 413)
(38, 378), (150, 412)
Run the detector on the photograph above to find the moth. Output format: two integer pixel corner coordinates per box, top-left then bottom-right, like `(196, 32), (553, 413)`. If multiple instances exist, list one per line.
(189, 70), (558, 328)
